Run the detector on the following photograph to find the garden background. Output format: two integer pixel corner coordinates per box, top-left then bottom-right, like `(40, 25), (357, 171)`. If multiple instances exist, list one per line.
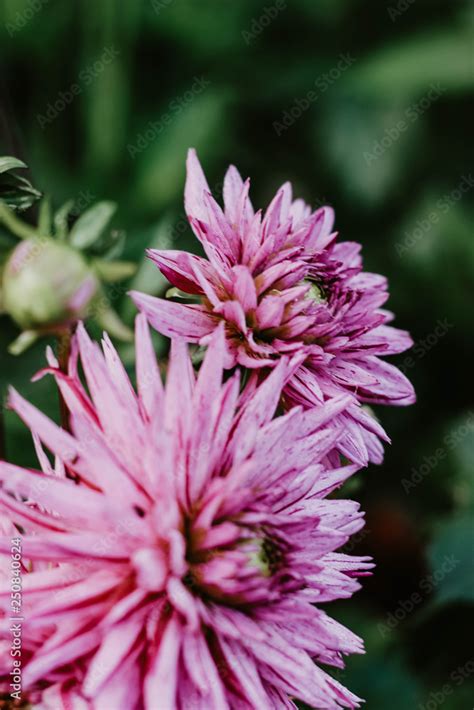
(0, 1), (473, 707)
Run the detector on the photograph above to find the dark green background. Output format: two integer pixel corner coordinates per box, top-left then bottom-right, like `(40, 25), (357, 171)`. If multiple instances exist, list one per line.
(1, 1), (473, 707)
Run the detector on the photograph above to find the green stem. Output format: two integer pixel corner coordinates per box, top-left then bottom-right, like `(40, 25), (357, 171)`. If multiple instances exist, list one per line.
(0, 200), (38, 240)
(56, 327), (73, 433)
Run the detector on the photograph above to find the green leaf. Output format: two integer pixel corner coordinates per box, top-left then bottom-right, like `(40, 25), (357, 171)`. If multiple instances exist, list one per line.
(0, 201), (38, 240)
(69, 201), (117, 250)
(0, 157), (28, 174)
(94, 302), (133, 342)
(38, 198), (52, 237)
(92, 259), (137, 282)
(53, 200), (75, 240)
(8, 330), (39, 356)
(428, 515), (474, 606)
(0, 163), (42, 212)
(347, 29), (473, 99)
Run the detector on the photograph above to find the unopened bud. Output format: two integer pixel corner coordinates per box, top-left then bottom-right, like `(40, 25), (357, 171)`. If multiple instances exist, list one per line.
(3, 238), (99, 331)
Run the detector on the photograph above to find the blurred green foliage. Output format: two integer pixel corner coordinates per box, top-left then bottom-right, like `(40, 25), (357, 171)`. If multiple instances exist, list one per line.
(1, 0), (473, 706)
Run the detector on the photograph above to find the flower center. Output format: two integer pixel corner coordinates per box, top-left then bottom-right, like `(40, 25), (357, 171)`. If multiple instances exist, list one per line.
(247, 536), (284, 577)
(304, 279), (327, 303)
(184, 523), (287, 606)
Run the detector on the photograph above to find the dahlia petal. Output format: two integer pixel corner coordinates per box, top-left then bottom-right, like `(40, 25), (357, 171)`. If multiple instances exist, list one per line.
(101, 331), (142, 421)
(0, 463), (123, 532)
(0, 489), (67, 533)
(223, 164), (254, 226)
(262, 186), (286, 239)
(181, 632), (210, 694)
(8, 387), (79, 463)
(230, 265), (258, 311)
(135, 313), (164, 419)
(83, 617), (144, 697)
(352, 356), (416, 405)
(23, 628), (101, 687)
(203, 190), (241, 261)
(130, 291), (217, 341)
(185, 148), (211, 223)
(306, 206), (335, 251)
(188, 326), (226, 502)
(144, 614), (182, 710)
(36, 683), (90, 710)
(75, 324), (144, 470)
(165, 337), (194, 440)
(68, 412), (150, 505)
(93, 656), (142, 710)
(229, 358), (293, 461)
(220, 638), (270, 707)
(132, 547), (168, 591)
(147, 248), (204, 294)
(347, 324), (413, 356)
(216, 299), (247, 333)
(255, 294), (285, 329)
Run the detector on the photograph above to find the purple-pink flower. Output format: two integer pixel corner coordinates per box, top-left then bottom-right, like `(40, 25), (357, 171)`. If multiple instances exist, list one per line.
(0, 318), (371, 709)
(132, 149), (415, 465)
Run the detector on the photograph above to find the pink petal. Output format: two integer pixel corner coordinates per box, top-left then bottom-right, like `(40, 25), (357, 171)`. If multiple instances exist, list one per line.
(130, 291), (217, 341)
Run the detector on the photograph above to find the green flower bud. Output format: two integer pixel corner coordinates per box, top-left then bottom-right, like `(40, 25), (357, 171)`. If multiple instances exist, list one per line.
(3, 237), (99, 331)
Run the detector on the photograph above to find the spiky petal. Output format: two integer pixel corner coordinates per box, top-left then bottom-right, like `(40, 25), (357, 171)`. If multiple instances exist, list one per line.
(0, 318), (371, 709)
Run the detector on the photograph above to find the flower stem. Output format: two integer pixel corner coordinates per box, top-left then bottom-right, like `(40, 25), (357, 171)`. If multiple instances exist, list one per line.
(56, 326), (74, 433)
(0, 200), (38, 240)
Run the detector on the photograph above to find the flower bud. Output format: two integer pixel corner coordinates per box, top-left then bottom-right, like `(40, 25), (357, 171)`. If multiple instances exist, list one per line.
(2, 237), (99, 331)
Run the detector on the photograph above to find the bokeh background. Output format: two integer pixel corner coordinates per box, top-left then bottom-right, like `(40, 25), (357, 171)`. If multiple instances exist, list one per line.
(1, 1), (473, 707)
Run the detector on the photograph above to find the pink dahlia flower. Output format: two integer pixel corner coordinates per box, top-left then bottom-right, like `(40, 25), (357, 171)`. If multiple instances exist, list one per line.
(131, 149), (415, 465)
(0, 318), (371, 709)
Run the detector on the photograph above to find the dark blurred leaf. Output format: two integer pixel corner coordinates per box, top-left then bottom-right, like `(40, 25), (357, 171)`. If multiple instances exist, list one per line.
(428, 516), (474, 606)
(0, 157), (42, 212)
(348, 28), (474, 98)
